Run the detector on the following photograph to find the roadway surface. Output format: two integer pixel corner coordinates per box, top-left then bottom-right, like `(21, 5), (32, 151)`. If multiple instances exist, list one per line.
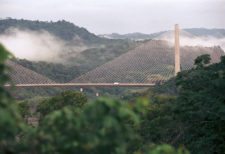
(4, 83), (156, 88)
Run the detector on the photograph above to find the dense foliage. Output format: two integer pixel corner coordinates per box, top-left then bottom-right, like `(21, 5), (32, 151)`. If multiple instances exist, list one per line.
(0, 44), (25, 153)
(37, 91), (87, 119)
(36, 98), (141, 153)
(137, 54), (225, 154)
(174, 55), (225, 154)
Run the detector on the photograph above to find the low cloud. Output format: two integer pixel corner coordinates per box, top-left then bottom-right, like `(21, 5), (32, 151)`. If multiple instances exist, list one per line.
(180, 36), (225, 52)
(0, 28), (68, 62)
(156, 31), (225, 52)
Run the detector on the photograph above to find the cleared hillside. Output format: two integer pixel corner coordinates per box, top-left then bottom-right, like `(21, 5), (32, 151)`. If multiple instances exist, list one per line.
(71, 40), (224, 83)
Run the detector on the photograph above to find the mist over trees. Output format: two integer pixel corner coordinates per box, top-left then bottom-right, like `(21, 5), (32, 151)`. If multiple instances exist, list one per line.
(0, 18), (100, 43)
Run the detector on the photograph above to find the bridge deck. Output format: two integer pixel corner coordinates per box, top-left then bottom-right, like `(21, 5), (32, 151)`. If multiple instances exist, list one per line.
(4, 83), (156, 88)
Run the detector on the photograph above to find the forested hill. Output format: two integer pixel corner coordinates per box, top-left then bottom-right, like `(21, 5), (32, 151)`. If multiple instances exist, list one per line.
(0, 18), (104, 44)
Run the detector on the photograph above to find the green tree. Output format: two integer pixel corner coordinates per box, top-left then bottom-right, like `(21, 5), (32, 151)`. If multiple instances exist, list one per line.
(34, 98), (143, 154)
(135, 144), (189, 154)
(175, 55), (225, 154)
(0, 44), (25, 153)
(194, 54), (211, 68)
(37, 91), (87, 119)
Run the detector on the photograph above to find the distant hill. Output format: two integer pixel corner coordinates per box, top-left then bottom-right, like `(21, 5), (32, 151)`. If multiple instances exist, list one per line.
(0, 18), (104, 44)
(99, 32), (164, 40)
(185, 28), (225, 38)
(100, 28), (225, 40)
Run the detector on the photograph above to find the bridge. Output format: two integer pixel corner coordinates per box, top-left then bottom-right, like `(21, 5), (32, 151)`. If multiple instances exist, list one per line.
(4, 83), (156, 88)
(5, 25), (224, 89)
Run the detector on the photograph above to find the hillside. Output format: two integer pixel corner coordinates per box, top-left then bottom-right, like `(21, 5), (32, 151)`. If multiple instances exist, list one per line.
(6, 60), (55, 84)
(12, 59), (81, 83)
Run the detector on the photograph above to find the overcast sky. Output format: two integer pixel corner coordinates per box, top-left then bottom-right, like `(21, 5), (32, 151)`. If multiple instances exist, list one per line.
(0, 0), (224, 34)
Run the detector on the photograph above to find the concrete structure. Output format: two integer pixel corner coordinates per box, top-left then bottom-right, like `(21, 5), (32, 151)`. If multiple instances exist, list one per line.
(174, 24), (181, 75)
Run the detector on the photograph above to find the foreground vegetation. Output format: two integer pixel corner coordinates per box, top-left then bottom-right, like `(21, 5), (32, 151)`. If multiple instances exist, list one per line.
(1, 43), (225, 153)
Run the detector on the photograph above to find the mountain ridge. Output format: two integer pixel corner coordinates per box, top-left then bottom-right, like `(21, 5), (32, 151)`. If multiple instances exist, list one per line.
(0, 18), (104, 44)
(100, 28), (225, 40)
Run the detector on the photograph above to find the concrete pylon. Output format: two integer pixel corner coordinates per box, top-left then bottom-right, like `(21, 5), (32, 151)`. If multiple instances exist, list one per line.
(174, 24), (181, 75)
